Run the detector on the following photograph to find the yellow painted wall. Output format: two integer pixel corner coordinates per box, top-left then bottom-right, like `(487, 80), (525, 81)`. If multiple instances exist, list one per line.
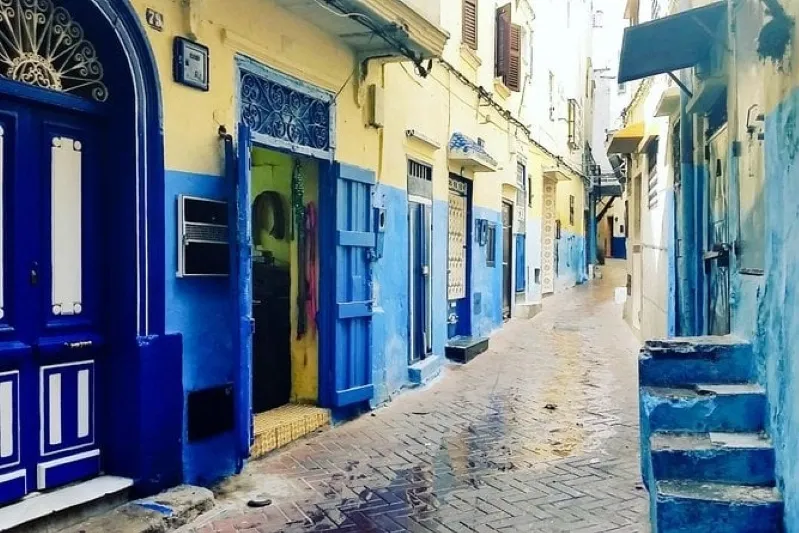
(556, 175), (586, 235)
(250, 147), (318, 403)
(381, 61), (528, 213)
(129, 0), (380, 175)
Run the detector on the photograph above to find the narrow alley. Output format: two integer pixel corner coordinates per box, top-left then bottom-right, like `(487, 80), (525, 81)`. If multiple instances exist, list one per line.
(182, 262), (647, 533)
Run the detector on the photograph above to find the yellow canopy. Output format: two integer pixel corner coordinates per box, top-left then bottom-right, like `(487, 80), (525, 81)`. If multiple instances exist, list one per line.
(607, 122), (645, 154)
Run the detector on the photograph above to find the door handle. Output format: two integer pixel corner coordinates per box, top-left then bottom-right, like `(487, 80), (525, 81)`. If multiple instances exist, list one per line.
(30, 262), (38, 286)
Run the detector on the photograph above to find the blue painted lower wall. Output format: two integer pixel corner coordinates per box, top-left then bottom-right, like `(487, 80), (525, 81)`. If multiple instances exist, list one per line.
(555, 230), (586, 292)
(371, 184), (410, 405)
(164, 170), (238, 486)
(472, 206), (504, 338)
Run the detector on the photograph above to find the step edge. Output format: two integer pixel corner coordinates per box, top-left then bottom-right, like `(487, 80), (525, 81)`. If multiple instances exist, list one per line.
(656, 480), (782, 504)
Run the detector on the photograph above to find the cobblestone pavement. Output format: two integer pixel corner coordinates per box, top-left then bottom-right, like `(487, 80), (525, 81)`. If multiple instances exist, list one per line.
(182, 261), (648, 533)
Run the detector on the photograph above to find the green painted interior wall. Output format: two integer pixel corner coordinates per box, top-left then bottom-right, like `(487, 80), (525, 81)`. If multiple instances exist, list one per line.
(250, 147), (319, 403)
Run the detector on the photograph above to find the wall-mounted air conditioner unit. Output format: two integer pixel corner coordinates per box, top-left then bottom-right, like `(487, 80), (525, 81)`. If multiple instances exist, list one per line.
(177, 195), (230, 277)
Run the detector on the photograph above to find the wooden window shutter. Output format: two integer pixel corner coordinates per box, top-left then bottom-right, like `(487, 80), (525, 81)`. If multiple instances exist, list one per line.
(507, 24), (522, 91)
(462, 0), (478, 50)
(495, 4), (511, 79)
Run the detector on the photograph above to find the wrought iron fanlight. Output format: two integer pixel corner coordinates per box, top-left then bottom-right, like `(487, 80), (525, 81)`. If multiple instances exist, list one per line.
(0, 0), (108, 102)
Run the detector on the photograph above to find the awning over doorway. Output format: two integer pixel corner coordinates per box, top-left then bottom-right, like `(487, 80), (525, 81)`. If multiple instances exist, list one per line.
(607, 122), (645, 154)
(448, 133), (499, 172)
(617, 1), (727, 83)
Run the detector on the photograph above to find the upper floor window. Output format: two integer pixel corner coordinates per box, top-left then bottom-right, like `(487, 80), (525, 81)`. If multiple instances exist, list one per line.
(651, 0), (662, 19)
(567, 98), (580, 148)
(495, 3), (521, 92)
(593, 10), (604, 28)
(462, 0), (478, 50)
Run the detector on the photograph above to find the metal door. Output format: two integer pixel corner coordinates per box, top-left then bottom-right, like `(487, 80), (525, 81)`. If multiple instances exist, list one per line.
(319, 163), (376, 408)
(542, 179), (556, 294)
(0, 103), (103, 504)
(705, 126), (730, 335)
(448, 183), (468, 301)
(502, 202), (513, 319)
(409, 200), (432, 363)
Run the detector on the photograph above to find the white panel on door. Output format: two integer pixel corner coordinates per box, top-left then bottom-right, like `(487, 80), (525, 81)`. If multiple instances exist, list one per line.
(51, 137), (82, 316)
(0, 125), (4, 320)
(77, 370), (89, 438)
(0, 380), (12, 458)
(48, 374), (62, 446)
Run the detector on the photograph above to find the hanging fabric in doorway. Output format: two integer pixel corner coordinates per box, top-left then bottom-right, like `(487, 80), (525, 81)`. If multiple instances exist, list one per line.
(292, 159), (307, 337)
(304, 202), (318, 337)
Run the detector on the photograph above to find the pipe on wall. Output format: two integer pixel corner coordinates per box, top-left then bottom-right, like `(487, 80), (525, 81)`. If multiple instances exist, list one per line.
(677, 70), (697, 336)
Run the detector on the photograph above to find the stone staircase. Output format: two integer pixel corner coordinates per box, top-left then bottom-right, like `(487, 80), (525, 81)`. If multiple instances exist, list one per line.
(639, 336), (783, 533)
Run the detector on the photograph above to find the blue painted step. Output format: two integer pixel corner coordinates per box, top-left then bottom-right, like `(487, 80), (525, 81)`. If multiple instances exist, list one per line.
(639, 337), (754, 387)
(655, 480), (782, 533)
(651, 432), (775, 486)
(641, 384), (766, 433)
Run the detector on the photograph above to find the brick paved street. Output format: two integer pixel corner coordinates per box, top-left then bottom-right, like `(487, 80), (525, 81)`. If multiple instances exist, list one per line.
(181, 261), (648, 533)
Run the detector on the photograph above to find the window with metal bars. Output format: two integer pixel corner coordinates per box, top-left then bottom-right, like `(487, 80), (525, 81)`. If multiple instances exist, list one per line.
(407, 159), (433, 199)
(463, 0), (478, 50)
(646, 139), (659, 208)
(569, 195), (575, 225)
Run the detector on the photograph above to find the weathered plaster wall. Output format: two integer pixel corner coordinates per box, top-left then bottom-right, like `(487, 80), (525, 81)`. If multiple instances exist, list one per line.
(164, 170), (236, 485)
(555, 176), (588, 290)
(762, 86), (799, 532)
(472, 206), (504, 338)
(371, 183), (410, 405)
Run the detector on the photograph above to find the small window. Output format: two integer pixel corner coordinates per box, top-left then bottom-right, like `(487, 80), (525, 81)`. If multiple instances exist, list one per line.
(569, 195), (575, 225)
(528, 176), (533, 207)
(593, 10), (604, 27)
(486, 224), (497, 266)
(463, 0), (478, 50)
(618, 82), (626, 94)
(567, 99), (579, 148)
(647, 139), (659, 208)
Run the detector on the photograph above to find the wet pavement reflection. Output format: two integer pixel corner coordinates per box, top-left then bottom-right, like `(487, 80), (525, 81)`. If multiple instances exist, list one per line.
(182, 261), (648, 532)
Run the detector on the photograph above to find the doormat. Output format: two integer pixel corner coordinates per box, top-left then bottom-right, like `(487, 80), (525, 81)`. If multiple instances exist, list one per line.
(251, 404), (330, 459)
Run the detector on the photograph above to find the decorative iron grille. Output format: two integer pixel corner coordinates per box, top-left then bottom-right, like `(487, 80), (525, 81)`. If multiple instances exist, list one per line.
(240, 69), (332, 157)
(0, 0), (108, 101)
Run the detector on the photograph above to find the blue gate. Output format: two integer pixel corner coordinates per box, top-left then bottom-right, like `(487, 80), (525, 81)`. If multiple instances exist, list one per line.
(319, 163), (376, 408)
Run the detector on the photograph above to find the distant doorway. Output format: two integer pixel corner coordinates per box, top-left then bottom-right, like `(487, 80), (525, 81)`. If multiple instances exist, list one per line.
(502, 201), (513, 319)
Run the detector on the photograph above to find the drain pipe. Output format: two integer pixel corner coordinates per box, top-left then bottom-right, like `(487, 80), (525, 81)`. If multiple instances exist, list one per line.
(676, 73), (697, 336)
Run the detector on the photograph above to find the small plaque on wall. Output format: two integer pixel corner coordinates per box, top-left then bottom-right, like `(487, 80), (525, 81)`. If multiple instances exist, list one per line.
(173, 37), (209, 91)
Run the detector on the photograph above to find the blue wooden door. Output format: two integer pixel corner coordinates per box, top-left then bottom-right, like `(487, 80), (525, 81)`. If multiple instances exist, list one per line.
(320, 163), (376, 408)
(228, 124), (253, 463)
(0, 102), (103, 504)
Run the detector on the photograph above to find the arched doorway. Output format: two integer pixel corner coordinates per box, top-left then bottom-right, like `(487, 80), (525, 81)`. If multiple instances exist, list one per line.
(0, 0), (164, 505)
